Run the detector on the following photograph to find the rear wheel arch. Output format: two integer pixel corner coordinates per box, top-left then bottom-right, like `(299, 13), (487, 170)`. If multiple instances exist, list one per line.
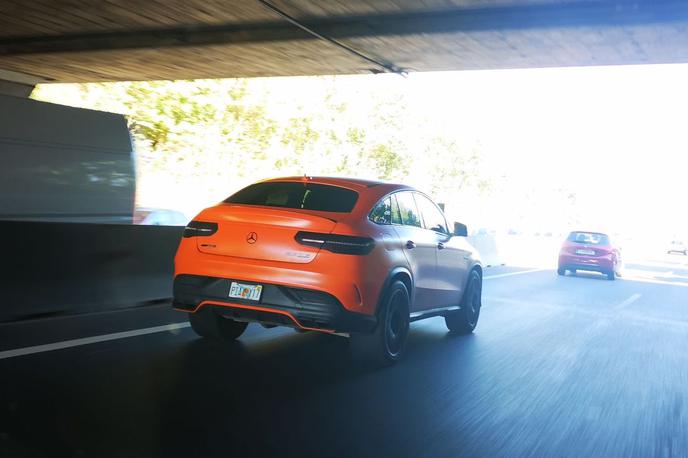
(376, 267), (413, 317)
(392, 272), (413, 301)
(351, 279), (411, 366)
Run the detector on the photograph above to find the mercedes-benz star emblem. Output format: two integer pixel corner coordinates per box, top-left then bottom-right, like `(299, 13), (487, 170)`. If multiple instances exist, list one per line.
(246, 232), (258, 244)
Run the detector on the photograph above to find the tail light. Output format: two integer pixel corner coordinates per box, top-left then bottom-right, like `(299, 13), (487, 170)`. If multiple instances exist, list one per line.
(295, 231), (375, 255)
(183, 221), (218, 238)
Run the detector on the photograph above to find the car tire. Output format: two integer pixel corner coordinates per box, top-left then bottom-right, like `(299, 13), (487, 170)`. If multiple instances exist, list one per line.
(189, 307), (248, 340)
(445, 270), (482, 334)
(557, 267), (565, 276)
(351, 280), (410, 367)
(606, 270), (616, 281)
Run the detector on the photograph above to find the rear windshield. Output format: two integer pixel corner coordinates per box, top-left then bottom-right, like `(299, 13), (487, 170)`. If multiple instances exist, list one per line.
(567, 231), (610, 245)
(225, 182), (359, 213)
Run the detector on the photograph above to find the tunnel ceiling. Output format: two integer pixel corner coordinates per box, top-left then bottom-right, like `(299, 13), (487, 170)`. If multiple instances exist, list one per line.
(1, 0), (688, 83)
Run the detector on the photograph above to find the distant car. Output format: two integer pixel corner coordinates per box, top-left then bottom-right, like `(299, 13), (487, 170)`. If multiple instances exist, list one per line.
(558, 231), (622, 280)
(133, 208), (188, 226)
(667, 240), (688, 255)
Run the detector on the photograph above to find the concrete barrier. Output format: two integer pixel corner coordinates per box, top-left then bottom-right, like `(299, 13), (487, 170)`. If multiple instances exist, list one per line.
(2, 223), (561, 322)
(1, 221), (182, 322)
(501, 234), (561, 268)
(467, 234), (504, 267)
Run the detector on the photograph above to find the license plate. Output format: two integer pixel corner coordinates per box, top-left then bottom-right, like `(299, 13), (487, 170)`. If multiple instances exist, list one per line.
(576, 249), (595, 255)
(228, 282), (263, 301)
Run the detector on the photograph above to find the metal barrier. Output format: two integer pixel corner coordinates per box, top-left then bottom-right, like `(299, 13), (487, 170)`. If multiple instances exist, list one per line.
(1, 221), (182, 322)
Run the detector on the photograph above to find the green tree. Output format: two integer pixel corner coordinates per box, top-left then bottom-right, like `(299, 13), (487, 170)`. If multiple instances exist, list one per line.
(32, 76), (490, 216)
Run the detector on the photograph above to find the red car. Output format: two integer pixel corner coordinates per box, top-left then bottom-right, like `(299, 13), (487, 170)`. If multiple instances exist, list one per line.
(558, 231), (622, 280)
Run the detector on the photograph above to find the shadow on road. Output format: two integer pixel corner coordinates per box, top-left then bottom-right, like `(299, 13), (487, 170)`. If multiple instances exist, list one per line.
(156, 325), (478, 457)
(2, 321), (479, 458)
(561, 270), (610, 281)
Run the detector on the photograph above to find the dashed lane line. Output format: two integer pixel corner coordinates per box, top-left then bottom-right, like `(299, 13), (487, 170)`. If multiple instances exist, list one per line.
(614, 293), (642, 310)
(484, 268), (545, 280)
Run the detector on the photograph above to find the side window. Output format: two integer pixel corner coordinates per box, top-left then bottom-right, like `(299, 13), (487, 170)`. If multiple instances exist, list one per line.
(415, 193), (449, 235)
(369, 197), (392, 225)
(395, 192), (422, 228)
(390, 194), (403, 225)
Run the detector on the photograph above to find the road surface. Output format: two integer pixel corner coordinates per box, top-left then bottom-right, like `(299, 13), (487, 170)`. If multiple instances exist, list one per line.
(2, 259), (687, 457)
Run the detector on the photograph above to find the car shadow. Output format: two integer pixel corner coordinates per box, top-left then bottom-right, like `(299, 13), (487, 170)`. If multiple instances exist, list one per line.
(154, 321), (479, 457)
(564, 270), (610, 281)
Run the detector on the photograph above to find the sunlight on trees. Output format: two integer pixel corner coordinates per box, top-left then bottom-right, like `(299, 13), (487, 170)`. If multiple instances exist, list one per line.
(33, 76), (492, 219)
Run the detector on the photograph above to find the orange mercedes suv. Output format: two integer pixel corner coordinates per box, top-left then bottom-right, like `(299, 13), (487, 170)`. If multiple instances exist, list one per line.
(173, 177), (483, 364)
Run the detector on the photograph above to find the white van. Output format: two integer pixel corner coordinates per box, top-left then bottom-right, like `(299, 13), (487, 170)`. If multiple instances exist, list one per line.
(0, 95), (135, 223)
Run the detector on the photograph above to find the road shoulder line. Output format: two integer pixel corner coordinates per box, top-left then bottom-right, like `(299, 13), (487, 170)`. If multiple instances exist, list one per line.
(0, 322), (190, 360)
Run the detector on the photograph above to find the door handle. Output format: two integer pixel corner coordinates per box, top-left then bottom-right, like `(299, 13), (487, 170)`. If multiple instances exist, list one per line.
(406, 240), (416, 249)
(437, 242), (445, 250)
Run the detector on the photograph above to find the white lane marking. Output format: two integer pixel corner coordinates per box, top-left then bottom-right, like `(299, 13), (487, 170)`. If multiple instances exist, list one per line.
(614, 293), (642, 310)
(623, 275), (688, 288)
(484, 268), (544, 280)
(0, 322), (190, 361)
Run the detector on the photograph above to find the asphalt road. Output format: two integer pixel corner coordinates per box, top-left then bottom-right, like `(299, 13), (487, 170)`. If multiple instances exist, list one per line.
(2, 259), (687, 458)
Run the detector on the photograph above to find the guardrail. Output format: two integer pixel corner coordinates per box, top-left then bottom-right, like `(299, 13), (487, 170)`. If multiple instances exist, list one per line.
(1, 221), (182, 322)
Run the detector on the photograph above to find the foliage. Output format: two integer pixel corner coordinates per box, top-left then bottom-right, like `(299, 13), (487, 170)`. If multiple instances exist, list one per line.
(32, 76), (491, 216)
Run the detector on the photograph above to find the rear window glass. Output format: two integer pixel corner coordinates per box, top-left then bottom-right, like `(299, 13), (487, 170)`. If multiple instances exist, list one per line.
(225, 182), (359, 213)
(567, 232), (610, 245)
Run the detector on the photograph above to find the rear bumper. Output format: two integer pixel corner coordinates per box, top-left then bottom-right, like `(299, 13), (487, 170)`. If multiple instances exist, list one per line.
(173, 274), (377, 333)
(174, 239), (388, 316)
(559, 254), (613, 273)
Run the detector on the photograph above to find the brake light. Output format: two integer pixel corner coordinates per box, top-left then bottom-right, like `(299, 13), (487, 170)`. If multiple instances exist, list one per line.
(183, 221), (218, 238)
(295, 231), (375, 255)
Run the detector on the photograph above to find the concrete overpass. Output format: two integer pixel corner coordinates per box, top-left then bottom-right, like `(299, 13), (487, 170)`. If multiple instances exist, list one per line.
(2, 0), (688, 96)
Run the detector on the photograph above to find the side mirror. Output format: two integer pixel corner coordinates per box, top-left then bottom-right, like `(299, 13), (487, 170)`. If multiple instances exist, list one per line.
(453, 222), (468, 237)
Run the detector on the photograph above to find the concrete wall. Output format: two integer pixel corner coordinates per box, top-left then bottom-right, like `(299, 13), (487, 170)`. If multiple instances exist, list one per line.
(1, 221), (182, 322)
(0, 79), (34, 97)
(467, 234), (504, 267)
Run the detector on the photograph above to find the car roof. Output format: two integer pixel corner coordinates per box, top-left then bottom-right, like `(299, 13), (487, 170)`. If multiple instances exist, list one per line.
(570, 230), (609, 236)
(260, 176), (412, 192)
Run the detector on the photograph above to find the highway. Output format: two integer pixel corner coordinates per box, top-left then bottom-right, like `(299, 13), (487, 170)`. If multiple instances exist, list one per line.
(2, 258), (688, 457)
